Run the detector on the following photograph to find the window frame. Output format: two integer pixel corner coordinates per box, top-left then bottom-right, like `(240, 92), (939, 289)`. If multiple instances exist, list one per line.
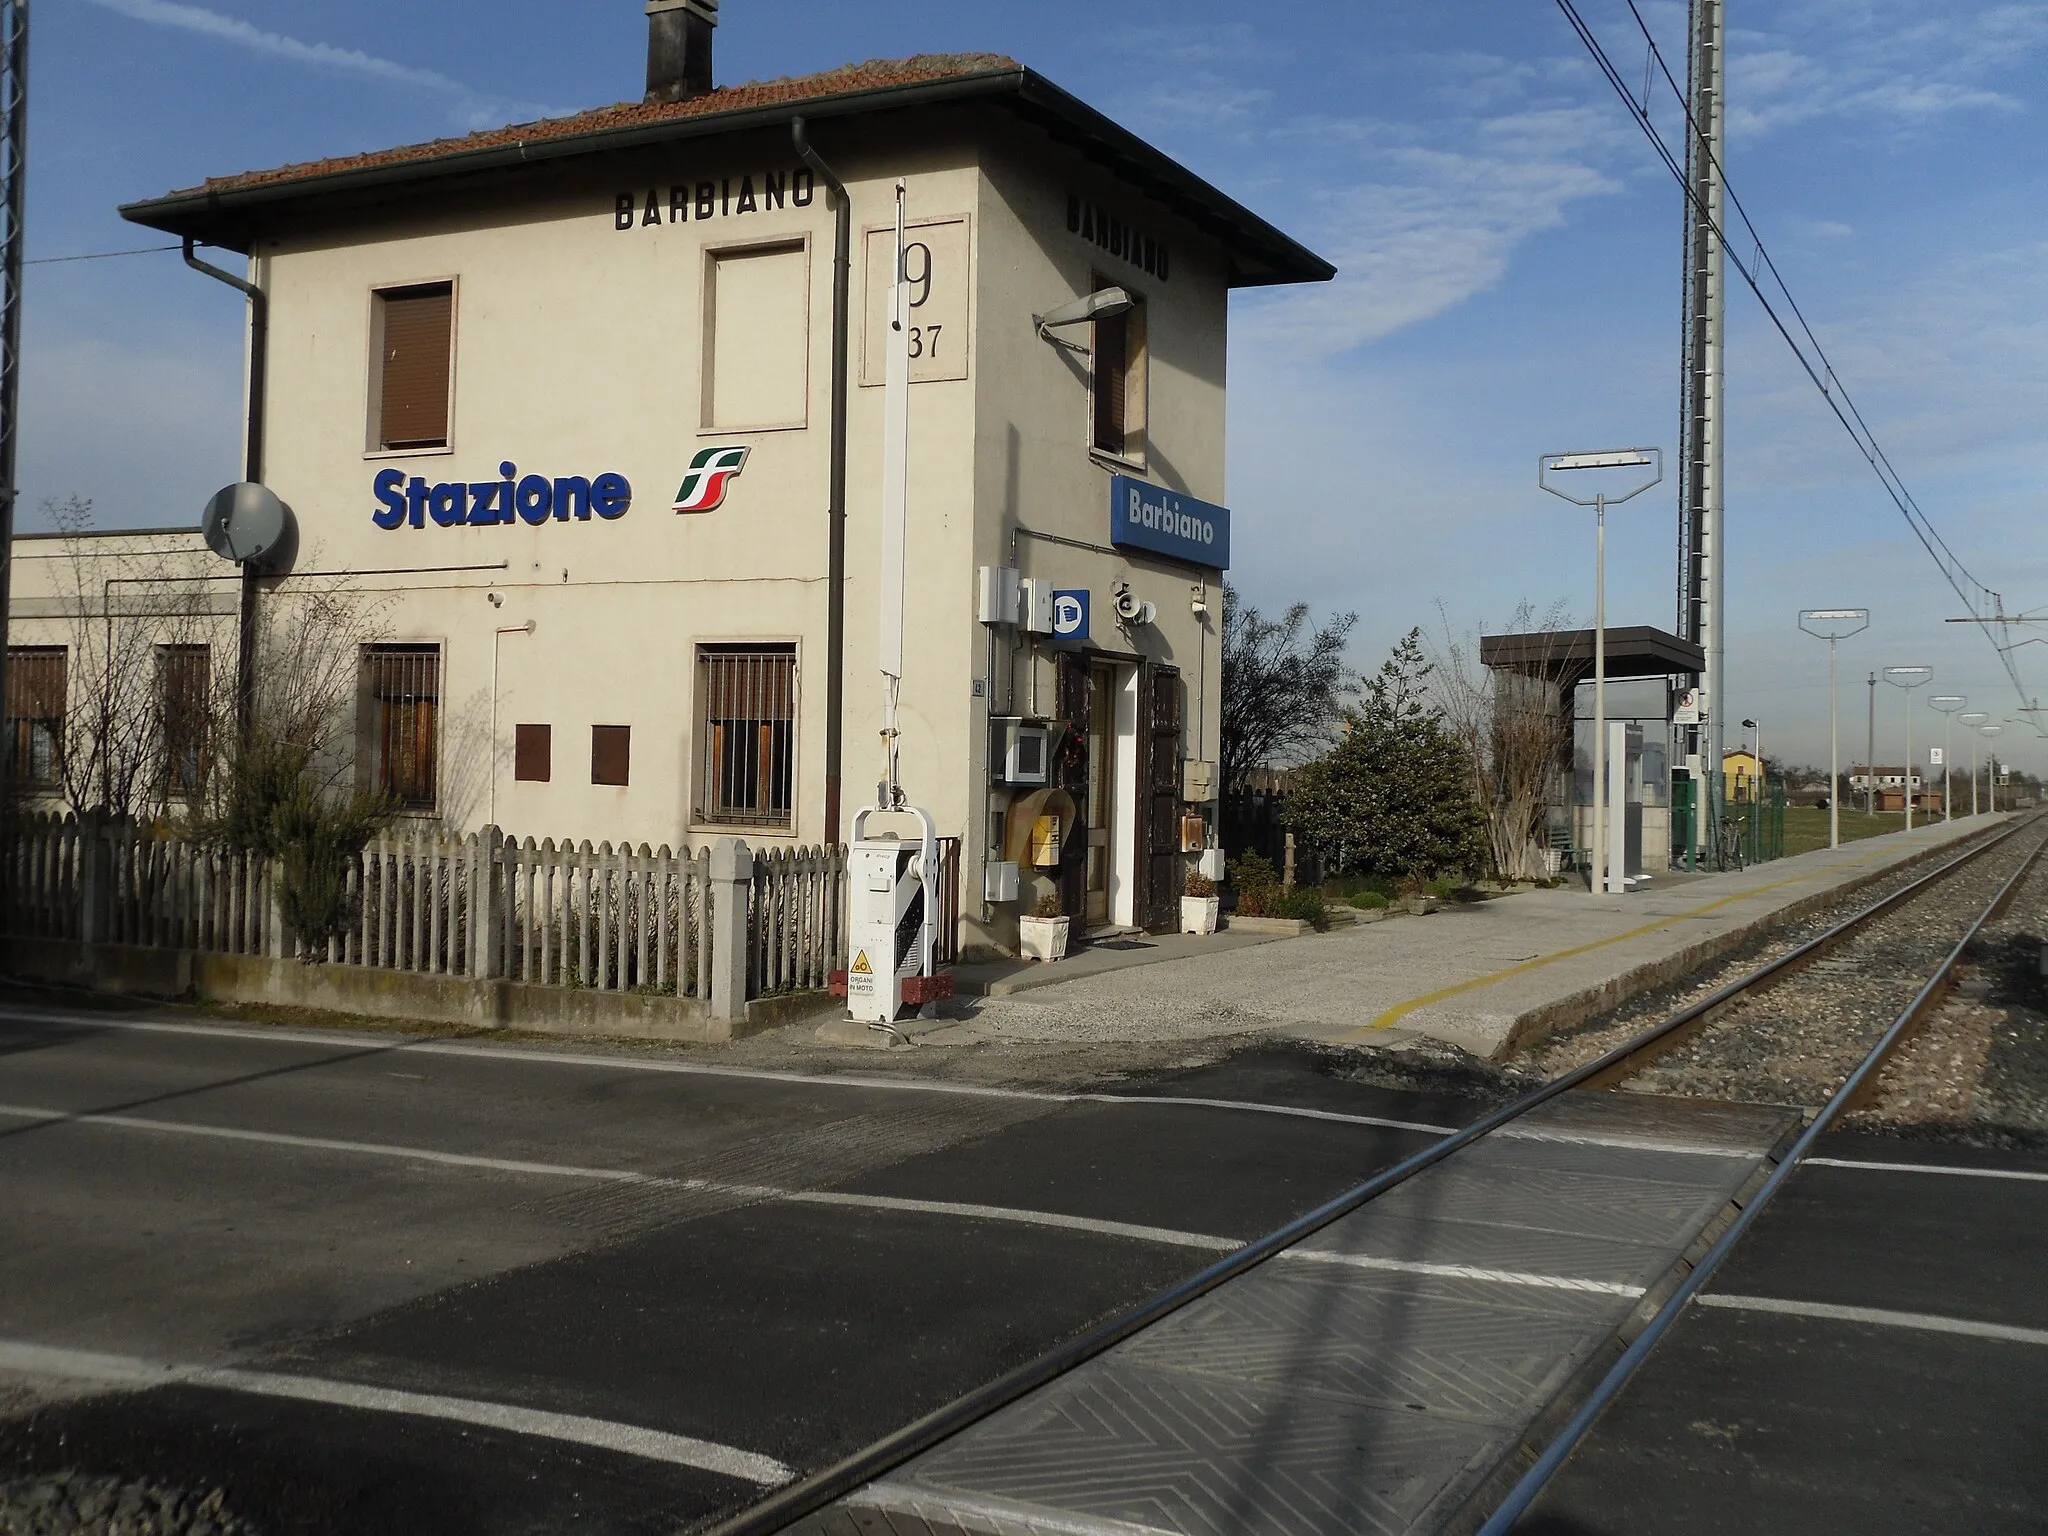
(514, 723), (552, 784)
(358, 642), (443, 814)
(156, 643), (211, 801)
(4, 645), (67, 788)
(698, 236), (813, 436)
(365, 277), (459, 458)
(692, 641), (800, 834)
(1087, 273), (1148, 470)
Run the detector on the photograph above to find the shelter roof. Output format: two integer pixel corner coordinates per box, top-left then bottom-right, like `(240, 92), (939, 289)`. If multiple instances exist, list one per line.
(1479, 626), (1704, 688)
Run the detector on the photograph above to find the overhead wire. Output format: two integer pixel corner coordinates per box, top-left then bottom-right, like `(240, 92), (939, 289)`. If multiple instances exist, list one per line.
(1553, 0), (2042, 730)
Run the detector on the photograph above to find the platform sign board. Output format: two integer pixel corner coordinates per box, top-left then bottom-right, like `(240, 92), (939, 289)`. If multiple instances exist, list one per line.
(1929, 747), (1944, 766)
(1109, 475), (1229, 569)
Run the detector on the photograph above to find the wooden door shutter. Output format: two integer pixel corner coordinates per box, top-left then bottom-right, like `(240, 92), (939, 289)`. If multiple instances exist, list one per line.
(1092, 310), (1128, 455)
(378, 283), (454, 449)
(1143, 665), (1184, 930)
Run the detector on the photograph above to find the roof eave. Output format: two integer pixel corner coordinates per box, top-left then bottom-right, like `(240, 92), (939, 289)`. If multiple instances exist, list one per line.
(119, 65), (1333, 288)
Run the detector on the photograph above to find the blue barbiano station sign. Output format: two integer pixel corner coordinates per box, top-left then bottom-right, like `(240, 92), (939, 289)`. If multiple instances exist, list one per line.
(1109, 475), (1229, 569)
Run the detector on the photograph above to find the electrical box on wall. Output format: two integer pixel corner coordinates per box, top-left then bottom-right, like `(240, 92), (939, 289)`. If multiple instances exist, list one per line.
(990, 718), (1049, 786)
(1183, 760), (1216, 802)
(1197, 848), (1225, 882)
(984, 860), (1019, 903)
(977, 565), (1020, 625)
(1019, 578), (1054, 634)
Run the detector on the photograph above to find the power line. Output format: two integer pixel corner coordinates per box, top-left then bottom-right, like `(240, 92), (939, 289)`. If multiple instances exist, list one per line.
(1553, 0), (2038, 724)
(24, 243), (180, 265)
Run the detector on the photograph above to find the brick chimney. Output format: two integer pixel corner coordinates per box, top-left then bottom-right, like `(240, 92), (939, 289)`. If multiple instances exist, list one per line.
(646, 0), (717, 103)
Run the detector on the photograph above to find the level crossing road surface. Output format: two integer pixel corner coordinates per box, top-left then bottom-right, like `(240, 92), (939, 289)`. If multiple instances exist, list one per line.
(0, 1002), (1481, 1534)
(1515, 1132), (2048, 1535)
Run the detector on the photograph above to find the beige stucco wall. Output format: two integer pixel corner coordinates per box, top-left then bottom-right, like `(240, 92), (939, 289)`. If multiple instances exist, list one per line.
(10, 108), (1241, 952)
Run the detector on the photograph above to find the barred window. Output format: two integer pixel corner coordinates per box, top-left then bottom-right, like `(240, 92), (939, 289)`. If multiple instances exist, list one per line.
(363, 644), (440, 810)
(1090, 274), (1147, 462)
(698, 645), (795, 829)
(158, 645), (210, 798)
(5, 647), (65, 785)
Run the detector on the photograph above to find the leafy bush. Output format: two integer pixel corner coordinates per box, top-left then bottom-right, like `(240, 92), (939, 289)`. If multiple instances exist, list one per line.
(1230, 849), (1283, 915)
(1284, 630), (1485, 881)
(1185, 871), (1217, 898)
(1347, 890), (1389, 910)
(1031, 889), (1063, 919)
(1278, 888), (1328, 930)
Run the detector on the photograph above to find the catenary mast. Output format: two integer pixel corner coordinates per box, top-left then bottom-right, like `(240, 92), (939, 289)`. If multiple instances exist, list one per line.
(1678, 0), (1725, 854)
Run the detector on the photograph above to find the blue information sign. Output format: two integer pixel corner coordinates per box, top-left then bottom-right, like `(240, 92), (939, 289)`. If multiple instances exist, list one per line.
(1109, 475), (1229, 569)
(1052, 589), (1089, 643)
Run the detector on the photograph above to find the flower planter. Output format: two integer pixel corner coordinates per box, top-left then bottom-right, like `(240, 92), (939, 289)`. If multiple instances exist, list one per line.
(1018, 914), (1071, 962)
(1180, 895), (1221, 936)
(1400, 894), (1442, 916)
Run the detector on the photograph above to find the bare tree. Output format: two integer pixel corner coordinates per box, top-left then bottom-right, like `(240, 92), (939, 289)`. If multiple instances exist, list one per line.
(1219, 583), (1355, 801)
(1430, 600), (1576, 883)
(29, 497), (230, 821)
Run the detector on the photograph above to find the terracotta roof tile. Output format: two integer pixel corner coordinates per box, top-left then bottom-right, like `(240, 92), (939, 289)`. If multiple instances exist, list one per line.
(183, 53), (1021, 198)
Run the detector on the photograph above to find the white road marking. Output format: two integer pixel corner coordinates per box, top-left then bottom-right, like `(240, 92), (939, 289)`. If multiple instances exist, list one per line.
(0, 1008), (1772, 1155)
(1803, 1156), (2048, 1184)
(0, 1101), (1243, 1252)
(0, 1340), (792, 1483)
(1696, 1294), (2048, 1346)
(0, 1100), (1649, 1295)
(1284, 1249), (1647, 1296)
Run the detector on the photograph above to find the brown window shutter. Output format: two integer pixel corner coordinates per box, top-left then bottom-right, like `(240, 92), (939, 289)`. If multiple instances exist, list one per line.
(6, 647), (65, 719)
(514, 723), (551, 782)
(1092, 309), (1127, 455)
(591, 725), (631, 786)
(378, 284), (454, 449)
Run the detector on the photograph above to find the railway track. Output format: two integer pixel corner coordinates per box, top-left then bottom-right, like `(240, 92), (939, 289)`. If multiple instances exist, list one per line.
(710, 815), (2048, 1536)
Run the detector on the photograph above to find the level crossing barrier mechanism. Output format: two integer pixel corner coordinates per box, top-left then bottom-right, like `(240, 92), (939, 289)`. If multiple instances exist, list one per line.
(0, 811), (956, 1018)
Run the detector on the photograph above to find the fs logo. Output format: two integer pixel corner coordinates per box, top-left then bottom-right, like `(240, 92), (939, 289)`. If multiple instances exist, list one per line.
(672, 446), (751, 513)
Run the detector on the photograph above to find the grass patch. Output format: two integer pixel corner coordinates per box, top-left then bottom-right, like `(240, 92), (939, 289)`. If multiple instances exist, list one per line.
(1777, 803), (1969, 858)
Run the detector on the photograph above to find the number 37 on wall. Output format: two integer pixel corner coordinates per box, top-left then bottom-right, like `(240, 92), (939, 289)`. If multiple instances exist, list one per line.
(861, 215), (970, 386)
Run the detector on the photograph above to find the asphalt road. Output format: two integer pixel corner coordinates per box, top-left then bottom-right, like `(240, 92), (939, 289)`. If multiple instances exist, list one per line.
(0, 1003), (1465, 1535)
(1518, 1130), (2048, 1536)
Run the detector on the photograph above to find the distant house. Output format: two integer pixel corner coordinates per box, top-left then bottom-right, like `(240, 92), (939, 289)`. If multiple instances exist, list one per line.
(1722, 748), (1765, 802)
(1848, 765), (1940, 813)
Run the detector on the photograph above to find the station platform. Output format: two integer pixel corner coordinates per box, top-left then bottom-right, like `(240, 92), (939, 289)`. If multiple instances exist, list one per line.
(966, 815), (2009, 1062)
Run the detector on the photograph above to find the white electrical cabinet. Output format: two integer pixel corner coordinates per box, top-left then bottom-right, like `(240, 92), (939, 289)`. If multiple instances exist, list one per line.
(844, 807), (939, 1024)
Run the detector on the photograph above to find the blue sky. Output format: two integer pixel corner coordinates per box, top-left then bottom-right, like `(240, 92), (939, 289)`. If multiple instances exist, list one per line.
(17, 0), (2048, 769)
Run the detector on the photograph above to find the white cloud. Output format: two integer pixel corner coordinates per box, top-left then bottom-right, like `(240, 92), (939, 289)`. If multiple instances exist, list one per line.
(81, 0), (542, 129)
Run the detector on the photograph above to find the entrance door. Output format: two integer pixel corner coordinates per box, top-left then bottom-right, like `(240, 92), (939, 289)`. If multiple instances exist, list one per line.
(1085, 660), (1118, 926)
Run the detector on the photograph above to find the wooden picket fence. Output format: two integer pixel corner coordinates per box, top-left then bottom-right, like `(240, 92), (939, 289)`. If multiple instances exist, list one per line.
(0, 813), (918, 1005)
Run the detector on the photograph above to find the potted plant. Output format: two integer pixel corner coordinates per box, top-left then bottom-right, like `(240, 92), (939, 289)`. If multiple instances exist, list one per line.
(1182, 871), (1221, 936)
(1018, 889), (1070, 962)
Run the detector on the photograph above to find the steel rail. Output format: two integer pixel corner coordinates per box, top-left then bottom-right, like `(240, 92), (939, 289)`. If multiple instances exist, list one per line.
(705, 818), (2032, 1536)
(1479, 820), (2048, 1534)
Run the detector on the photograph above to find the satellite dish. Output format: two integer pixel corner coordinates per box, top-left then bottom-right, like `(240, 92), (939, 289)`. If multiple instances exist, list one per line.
(201, 482), (291, 565)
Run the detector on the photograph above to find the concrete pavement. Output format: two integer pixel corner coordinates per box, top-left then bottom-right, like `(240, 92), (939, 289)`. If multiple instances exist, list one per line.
(967, 815), (2008, 1060)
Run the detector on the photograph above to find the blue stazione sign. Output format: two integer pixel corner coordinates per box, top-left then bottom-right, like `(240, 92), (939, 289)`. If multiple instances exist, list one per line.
(1052, 589), (1089, 643)
(1109, 475), (1229, 568)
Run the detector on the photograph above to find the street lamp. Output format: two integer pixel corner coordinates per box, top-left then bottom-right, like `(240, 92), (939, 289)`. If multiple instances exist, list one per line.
(1539, 447), (1664, 896)
(1799, 609), (1869, 849)
(1980, 724), (2003, 813)
(1740, 717), (1761, 799)
(1959, 711), (1989, 814)
(1928, 695), (1965, 823)
(1883, 666), (1933, 829)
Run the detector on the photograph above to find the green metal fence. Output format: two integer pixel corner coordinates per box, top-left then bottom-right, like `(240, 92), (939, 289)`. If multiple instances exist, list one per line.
(1672, 777), (1785, 871)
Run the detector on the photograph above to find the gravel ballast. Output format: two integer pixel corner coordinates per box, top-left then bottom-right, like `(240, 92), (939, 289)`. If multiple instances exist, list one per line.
(0, 1472), (258, 1536)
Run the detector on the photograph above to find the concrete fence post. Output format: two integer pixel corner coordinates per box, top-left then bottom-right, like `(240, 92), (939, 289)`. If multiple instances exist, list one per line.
(264, 858), (297, 960)
(708, 837), (754, 1026)
(78, 813), (112, 946)
(471, 826), (505, 979)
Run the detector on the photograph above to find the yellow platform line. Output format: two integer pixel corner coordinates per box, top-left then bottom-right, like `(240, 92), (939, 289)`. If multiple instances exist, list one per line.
(1346, 843), (1909, 1041)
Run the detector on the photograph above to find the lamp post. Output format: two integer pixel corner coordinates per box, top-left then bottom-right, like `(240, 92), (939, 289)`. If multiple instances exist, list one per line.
(1540, 448), (1663, 897)
(1865, 671), (1877, 815)
(1799, 609), (1868, 849)
(1959, 711), (1988, 814)
(1981, 724), (2003, 813)
(1928, 695), (1964, 823)
(1883, 666), (1933, 829)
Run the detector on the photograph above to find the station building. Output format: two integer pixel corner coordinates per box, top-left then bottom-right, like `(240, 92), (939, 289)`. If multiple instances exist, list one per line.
(5, 3), (1332, 957)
